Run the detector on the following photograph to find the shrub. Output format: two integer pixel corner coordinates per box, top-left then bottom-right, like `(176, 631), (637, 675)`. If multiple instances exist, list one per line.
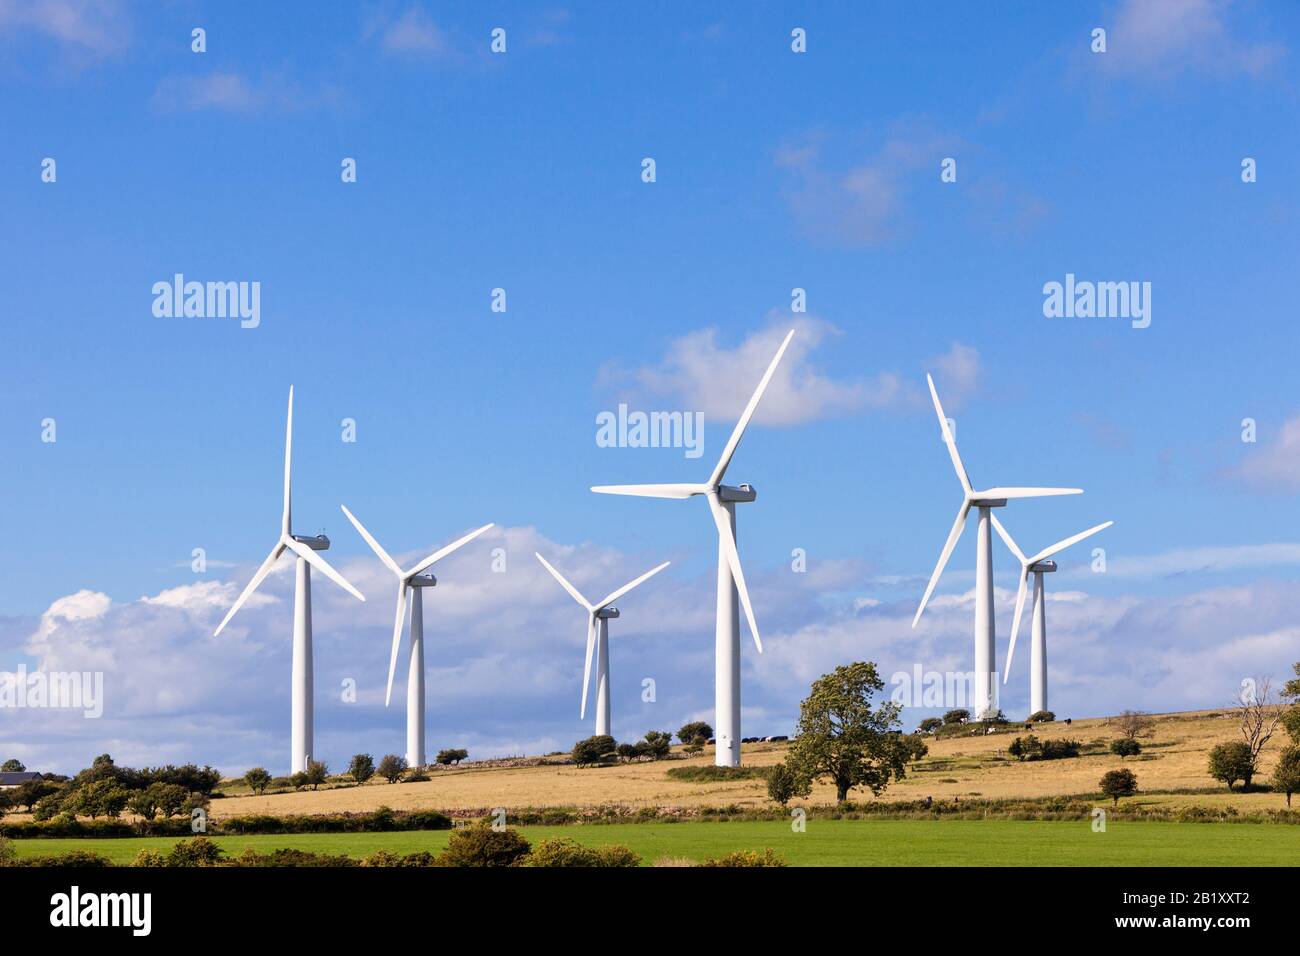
(377, 754), (408, 784)
(0, 835), (13, 866)
(1028, 710), (1056, 723)
(404, 769), (430, 783)
(437, 824), (531, 867)
(1099, 768), (1138, 805)
(17, 850), (112, 867)
(942, 709), (970, 725)
(244, 767), (272, 795)
(701, 848), (787, 867)
(132, 849), (167, 867)
(666, 765), (764, 782)
(1039, 739), (1081, 760)
(1008, 735), (1041, 761)
(572, 735), (618, 767)
(1110, 738), (1142, 758)
(682, 743), (703, 754)
(1208, 742), (1255, 790)
(362, 850), (402, 867)
(525, 838), (641, 867)
(162, 836), (226, 867)
(677, 721), (713, 745)
(615, 743), (639, 761)
(435, 748), (468, 765)
(918, 717), (943, 734)
(234, 848), (357, 867)
(348, 754), (375, 784)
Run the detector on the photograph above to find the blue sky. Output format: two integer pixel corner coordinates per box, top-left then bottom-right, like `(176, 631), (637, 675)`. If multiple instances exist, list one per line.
(3, 1), (1300, 775)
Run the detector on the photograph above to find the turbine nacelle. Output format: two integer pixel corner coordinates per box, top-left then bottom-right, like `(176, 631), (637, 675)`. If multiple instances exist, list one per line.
(291, 534), (330, 551)
(718, 483), (757, 503)
(1028, 560), (1057, 573)
(596, 606), (620, 619)
(409, 574), (437, 588)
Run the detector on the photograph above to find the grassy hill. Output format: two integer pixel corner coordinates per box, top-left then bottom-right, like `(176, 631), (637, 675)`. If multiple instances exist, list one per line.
(206, 708), (1292, 818)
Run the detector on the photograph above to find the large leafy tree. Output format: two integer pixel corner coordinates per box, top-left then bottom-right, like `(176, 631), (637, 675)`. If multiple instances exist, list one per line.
(786, 661), (927, 802)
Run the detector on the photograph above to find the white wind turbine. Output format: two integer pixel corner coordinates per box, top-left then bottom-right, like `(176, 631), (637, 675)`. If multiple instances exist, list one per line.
(912, 374), (1082, 719)
(341, 507), (494, 769)
(991, 515), (1113, 716)
(214, 386), (366, 773)
(534, 553), (670, 738)
(592, 328), (794, 766)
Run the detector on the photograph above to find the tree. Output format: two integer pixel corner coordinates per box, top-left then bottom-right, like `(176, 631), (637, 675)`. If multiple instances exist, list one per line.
(377, 754), (408, 784)
(766, 762), (811, 806)
(1027, 711), (1055, 723)
(127, 789), (160, 821)
(0, 790), (12, 818)
(303, 760), (329, 790)
(1, 759), (25, 772)
(784, 662), (925, 803)
(151, 783), (188, 818)
(615, 743), (639, 761)
(572, 735), (617, 767)
(1110, 738), (1142, 759)
(635, 731), (672, 760)
(1099, 768), (1138, 805)
(348, 754), (375, 784)
(942, 709), (970, 725)
(677, 721), (713, 745)
(1271, 745), (1300, 807)
(13, 778), (56, 811)
(68, 779), (130, 819)
(436, 748), (469, 766)
(1114, 710), (1156, 742)
(918, 717), (943, 735)
(243, 767), (272, 795)
(1208, 742), (1254, 790)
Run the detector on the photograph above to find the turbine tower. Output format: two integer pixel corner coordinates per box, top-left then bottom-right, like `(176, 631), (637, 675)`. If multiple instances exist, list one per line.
(912, 374), (1082, 719)
(214, 386), (366, 773)
(341, 506), (494, 768)
(991, 515), (1113, 716)
(534, 553), (670, 737)
(592, 328), (794, 766)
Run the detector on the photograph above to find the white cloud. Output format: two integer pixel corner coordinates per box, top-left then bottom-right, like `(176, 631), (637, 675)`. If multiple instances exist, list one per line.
(366, 5), (449, 57)
(1100, 0), (1285, 79)
(1226, 412), (1300, 492)
(0, 0), (129, 60)
(599, 319), (981, 426)
(152, 72), (341, 114)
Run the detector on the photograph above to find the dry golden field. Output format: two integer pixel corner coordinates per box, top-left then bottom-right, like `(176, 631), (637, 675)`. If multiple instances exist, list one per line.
(205, 708), (1294, 819)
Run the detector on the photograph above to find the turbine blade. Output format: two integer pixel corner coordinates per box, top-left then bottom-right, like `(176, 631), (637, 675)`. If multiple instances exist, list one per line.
(284, 537), (366, 602)
(596, 561), (671, 611)
(977, 487), (1083, 500)
(534, 552), (592, 611)
(912, 501), (971, 627)
(926, 374), (972, 494)
(405, 523), (495, 578)
(989, 513), (1027, 563)
(1003, 570), (1030, 683)
(282, 386), (293, 537)
(385, 581), (408, 707)
(708, 328), (796, 488)
(213, 541), (285, 636)
(580, 612), (596, 719)
(340, 505), (402, 577)
(707, 493), (762, 653)
(590, 483), (707, 499)
(1031, 521), (1114, 564)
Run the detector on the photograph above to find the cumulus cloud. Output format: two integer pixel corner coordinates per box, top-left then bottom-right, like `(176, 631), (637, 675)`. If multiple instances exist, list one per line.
(598, 320), (981, 426)
(7, 518), (1300, 776)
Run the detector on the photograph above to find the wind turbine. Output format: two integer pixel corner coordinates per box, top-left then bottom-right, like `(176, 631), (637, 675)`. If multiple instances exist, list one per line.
(991, 515), (1113, 716)
(341, 506), (495, 769)
(534, 553), (670, 737)
(214, 386), (366, 773)
(592, 328), (794, 766)
(912, 374), (1082, 719)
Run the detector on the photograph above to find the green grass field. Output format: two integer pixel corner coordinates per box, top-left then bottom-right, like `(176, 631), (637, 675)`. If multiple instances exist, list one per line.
(11, 818), (1300, 866)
